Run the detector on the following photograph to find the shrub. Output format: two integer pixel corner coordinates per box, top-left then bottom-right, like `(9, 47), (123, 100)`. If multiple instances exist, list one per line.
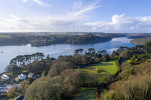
(101, 62), (151, 100)
(7, 86), (17, 98)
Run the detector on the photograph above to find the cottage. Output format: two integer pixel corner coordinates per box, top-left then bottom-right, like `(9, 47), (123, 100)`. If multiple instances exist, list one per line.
(6, 84), (13, 90)
(1, 74), (9, 81)
(28, 72), (34, 78)
(0, 85), (8, 95)
(18, 74), (26, 80)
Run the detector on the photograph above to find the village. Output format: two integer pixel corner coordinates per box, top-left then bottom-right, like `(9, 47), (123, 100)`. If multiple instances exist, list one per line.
(0, 72), (41, 99)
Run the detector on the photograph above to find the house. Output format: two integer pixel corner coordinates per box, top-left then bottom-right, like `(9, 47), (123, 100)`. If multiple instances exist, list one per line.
(6, 84), (13, 90)
(0, 85), (8, 95)
(18, 74), (26, 80)
(1, 74), (9, 81)
(28, 72), (34, 78)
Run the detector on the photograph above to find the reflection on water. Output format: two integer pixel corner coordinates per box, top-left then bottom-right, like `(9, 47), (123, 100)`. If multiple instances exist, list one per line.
(0, 37), (136, 73)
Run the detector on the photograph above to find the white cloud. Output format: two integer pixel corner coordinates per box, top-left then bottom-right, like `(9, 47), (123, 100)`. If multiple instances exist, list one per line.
(74, 0), (101, 16)
(22, 0), (50, 7)
(0, 0), (101, 32)
(85, 14), (151, 32)
(22, 0), (28, 2)
(2, 1), (151, 33)
(72, 1), (83, 10)
(1, 13), (151, 32)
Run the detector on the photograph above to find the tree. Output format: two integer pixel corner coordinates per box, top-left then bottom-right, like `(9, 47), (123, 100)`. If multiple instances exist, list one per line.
(5, 65), (22, 74)
(88, 48), (95, 54)
(102, 54), (110, 62)
(143, 41), (151, 53)
(98, 50), (107, 56)
(48, 61), (74, 77)
(117, 46), (128, 53)
(72, 55), (82, 65)
(119, 49), (131, 59)
(46, 54), (50, 59)
(25, 69), (83, 100)
(110, 50), (119, 59)
(10, 53), (44, 67)
(74, 49), (84, 55)
(25, 61), (50, 74)
(41, 71), (48, 77)
(7, 86), (17, 98)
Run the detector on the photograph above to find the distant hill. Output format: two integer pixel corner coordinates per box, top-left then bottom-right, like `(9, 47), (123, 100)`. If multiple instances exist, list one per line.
(66, 34), (112, 44)
(0, 32), (127, 46)
(127, 33), (151, 39)
(0, 35), (17, 46)
(131, 37), (151, 45)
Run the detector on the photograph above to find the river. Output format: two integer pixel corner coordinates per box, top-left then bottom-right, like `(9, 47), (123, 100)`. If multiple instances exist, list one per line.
(0, 37), (136, 73)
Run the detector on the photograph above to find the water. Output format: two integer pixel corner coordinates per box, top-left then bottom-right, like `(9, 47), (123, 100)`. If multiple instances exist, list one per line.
(0, 37), (136, 73)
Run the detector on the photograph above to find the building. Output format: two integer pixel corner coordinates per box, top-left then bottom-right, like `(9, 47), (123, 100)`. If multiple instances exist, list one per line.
(6, 84), (13, 90)
(1, 74), (9, 81)
(28, 72), (34, 78)
(18, 74), (26, 80)
(0, 85), (8, 95)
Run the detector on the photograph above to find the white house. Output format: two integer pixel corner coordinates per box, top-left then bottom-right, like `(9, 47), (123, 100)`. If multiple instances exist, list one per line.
(6, 84), (13, 90)
(0, 85), (8, 95)
(28, 72), (34, 78)
(1, 74), (9, 81)
(18, 74), (26, 80)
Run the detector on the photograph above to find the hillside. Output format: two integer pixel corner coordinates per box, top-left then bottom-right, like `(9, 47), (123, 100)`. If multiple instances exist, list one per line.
(0, 35), (17, 46)
(0, 33), (120, 46)
(127, 33), (151, 39)
(131, 37), (151, 45)
(1, 41), (151, 100)
(66, 34), (112, 44)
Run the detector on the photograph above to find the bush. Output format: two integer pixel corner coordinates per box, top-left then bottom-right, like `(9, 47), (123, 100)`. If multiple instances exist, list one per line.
(7, 86), (17, 98)
(101, 62), (151, 100)
(25, 69), (84, 100)
(101, 90), (117, 100)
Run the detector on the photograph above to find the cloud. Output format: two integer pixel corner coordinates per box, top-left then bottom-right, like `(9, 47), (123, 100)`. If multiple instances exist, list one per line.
(22, 0), (50, 7)
(2, 1), (151, 33)
(22, 0), (28, 2)
(72, 1), (83, 10)
(0, 0), (101, 32)
(74, 0), (102, 16)
(1, 13), (151, 32)
(85, 14), (151, 32)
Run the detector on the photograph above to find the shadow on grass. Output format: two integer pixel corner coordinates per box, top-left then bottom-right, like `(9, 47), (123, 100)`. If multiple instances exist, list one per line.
(95, 63), (113, 66)
(73, 88), (97, 100)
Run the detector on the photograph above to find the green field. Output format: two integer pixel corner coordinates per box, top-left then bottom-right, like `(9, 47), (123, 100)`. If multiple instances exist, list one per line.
(0, 35), (12, 39)
(91, 60), (118, 74)
(77, 68), (106, 85)
(75, 61), (118, 99)
(77, 61), (118, 85)
(73, 88), (97, 100)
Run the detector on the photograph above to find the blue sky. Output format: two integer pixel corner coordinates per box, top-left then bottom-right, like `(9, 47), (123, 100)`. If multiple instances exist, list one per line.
(0, 0), (151, 32)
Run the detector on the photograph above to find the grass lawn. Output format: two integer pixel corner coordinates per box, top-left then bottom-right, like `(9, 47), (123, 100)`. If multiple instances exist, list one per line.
(77, 68), (106, 85)
(91, 60), (118, 74)
(77, 68), (98, 74)
(73, 88), (97, 100)
(76, 61), (118, 85)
